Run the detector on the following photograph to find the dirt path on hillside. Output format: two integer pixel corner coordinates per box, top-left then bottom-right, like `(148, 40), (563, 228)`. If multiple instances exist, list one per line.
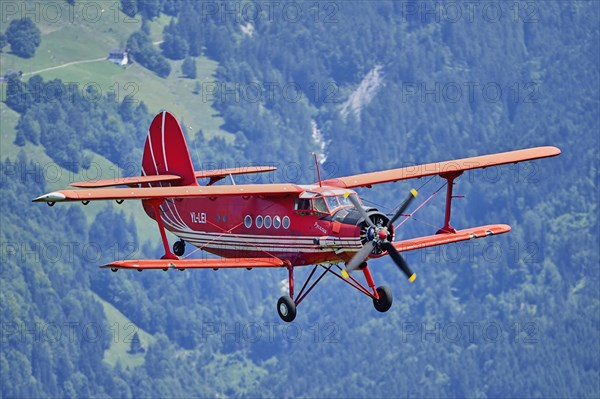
(21, 56), (108, 76)
(22, 40), (164, 77)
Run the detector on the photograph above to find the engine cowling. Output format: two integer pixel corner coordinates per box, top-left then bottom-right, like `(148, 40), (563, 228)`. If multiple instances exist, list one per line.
(330, 207), (394, 256)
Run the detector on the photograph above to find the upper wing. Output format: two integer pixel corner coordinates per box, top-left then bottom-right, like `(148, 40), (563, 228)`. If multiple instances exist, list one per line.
(102, 257), (284, 270)
(321, 146), (561, 189)
(33, 183), (302, 203)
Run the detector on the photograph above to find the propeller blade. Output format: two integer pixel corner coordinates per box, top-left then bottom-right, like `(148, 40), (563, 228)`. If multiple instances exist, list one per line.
(345, 192), (375, 228)
(387, 189), (418, 228)
(346, 241), (375, 272)
(381, 242), (416, 282)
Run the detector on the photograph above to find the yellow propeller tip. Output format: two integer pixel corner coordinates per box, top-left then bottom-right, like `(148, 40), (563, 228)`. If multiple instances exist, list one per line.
(343, 191), (350, 198)
(410, 189), (418, 198)
(408, 273), (417, 283)
(341, 269), (350, 279)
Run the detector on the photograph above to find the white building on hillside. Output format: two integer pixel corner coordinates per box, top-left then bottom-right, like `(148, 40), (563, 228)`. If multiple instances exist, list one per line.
(108, 48), (128, 66)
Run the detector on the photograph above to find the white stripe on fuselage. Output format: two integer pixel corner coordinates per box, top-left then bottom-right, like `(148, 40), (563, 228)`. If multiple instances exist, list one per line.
(167, 229), (362, 253)
(165, 226), (361, 245)
(181, 236), (361, 254)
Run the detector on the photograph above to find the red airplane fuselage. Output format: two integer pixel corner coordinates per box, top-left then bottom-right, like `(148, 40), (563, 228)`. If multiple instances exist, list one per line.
(142, 185), (390, 266)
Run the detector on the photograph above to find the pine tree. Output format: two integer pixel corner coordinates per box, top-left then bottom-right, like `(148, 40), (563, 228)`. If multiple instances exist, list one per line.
(182, 57), (197, 79)
(128, 332), (145, 354)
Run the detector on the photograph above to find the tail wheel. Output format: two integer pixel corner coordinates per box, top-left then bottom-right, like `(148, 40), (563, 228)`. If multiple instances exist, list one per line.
(173, 240), (185, 256)
(277, 296), (297, 322)
(373, 285), (393, 312)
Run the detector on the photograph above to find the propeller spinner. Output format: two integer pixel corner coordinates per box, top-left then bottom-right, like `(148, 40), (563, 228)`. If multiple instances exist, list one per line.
(344, 189), (418, 282)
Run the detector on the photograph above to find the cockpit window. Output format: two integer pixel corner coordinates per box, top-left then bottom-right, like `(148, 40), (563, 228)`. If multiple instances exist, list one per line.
(295, 196), (329, 215)
(338, 193), (360, 207)
(337, 194), (351, 206)
(295, 198), (311, 211)
(313, 197), (328, 213)
(295, 191), (357, 215)
(325, 196), (340, 211)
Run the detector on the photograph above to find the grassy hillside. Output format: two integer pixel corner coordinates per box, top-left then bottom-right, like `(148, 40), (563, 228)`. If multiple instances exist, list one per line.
(0, 0), (230, 142)
(95, 293), (155, 368)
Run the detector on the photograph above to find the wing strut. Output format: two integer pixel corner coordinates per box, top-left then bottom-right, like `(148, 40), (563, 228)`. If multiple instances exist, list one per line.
(148, 199), (179, 260)
(438, 171), (462, 234)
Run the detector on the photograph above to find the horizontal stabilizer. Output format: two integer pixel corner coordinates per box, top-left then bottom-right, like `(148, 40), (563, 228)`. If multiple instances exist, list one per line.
(69, 167), (277, 188)
(102, 257), (284, 270)
(195, 166), (277, 179)
(393, 224), (511, 253)
(70, 175), (182, 188)
(197, 165), (277, 185)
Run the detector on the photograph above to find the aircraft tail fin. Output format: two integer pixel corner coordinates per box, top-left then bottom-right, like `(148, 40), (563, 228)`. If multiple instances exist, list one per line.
(141, 111), (198, 187)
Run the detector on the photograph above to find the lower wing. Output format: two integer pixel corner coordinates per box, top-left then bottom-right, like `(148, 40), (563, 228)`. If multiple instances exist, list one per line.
(393, 224), (511, 252)
(102, 257), (284, 270)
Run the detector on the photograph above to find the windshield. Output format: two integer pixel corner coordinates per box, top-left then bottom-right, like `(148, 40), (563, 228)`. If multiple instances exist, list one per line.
(325, 196), (340, 212)
(337, 194), (357, 207)
(295, 192), (357, 215)
(313, 197), (328, 213)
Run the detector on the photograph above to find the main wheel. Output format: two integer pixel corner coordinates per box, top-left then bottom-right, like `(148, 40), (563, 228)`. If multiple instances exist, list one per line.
(173, 240), (185, 256)
(373, 285), (393, 312)
(277, 296), (297, 322)
(111, 268), (118, 273)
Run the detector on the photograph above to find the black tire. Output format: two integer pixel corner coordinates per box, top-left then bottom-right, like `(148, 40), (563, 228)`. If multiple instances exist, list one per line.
(277, 296), (297, 322)
(373, 286), (393, 312)
(173, 240), (185, 256)
(111, 268), (118, 273)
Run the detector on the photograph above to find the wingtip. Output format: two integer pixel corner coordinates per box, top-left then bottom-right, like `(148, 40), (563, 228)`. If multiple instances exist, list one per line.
(32, 192), (66, 202)
(539, 146), (561, 157)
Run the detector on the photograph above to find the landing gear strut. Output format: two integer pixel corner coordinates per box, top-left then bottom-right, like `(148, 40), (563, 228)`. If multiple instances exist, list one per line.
(277, 263), (297, 322)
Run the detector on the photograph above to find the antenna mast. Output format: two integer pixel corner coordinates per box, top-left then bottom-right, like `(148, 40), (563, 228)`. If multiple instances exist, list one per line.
(313, 153), (322, 187)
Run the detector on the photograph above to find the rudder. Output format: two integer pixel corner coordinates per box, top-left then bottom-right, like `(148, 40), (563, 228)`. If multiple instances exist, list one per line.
(141, 111), (198, 187)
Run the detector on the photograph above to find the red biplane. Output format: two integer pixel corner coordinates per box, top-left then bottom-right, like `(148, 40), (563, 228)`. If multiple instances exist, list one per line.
(34, 112), (560, 321)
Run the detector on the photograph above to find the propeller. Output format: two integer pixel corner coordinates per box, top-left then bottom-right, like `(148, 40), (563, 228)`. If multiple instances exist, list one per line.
(346, 193), (375, 228)
(387, 189), (418, 228)
(344, 189), (418, 282)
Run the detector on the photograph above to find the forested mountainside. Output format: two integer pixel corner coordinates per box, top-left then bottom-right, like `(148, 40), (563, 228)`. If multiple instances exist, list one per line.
(1, 1), (598, 397)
